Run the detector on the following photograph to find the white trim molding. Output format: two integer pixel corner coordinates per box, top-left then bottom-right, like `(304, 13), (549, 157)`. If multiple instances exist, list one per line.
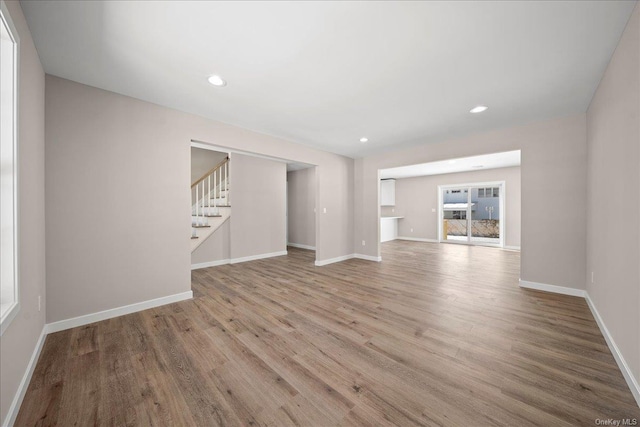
(315, 254), (355, 266)
(315, 253), (382, 266)
(518, 280), (639, 408)
(354, 254), (382, 262)
(46, 291), (193, 334)
(229, 250), (288, 265)
(287, 243), (316, 251)
(519, 279), (586, 297)
(585, 294), (640, 407)
(397, 237), (439, 243)
(0, 301), (19, 336)
(2, 326), (46, 427)
(193, 250), (289, 269)
(191, 259), (230, 270)
(503, 245), (521, 251)
(0, 0), (21, 338)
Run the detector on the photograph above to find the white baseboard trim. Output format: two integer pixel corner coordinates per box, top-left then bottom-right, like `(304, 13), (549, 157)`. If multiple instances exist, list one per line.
(354, 254), (382, 262)
(315, 254), (355, 266)
(191, 259), (230, 270)
(518, 279), (586, 298)
(315, 253), (383, 266)
(46, 291), (194, 334)
(2, 326), (47, 427)
(518, 280), (639, 408)
(585, 293), (640, 407)
(287, 242), (316, 251)
(503, 245), (521, 251)
(229, 250), (288, 265)
(397, 237), (439, 243)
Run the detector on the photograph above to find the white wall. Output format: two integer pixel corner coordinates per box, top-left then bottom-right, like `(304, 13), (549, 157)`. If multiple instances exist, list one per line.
(45, 76), (354, 323)
(191, 147), (227, 185)
(0, 1), (46, 424)
(586, 3), (639, 390)
(230, 154), (286, 259)
(382, 166), (521, 248)
(287, 167), (316, 249)
(191, 219), (230, 266)
(355, 114), (587, 290)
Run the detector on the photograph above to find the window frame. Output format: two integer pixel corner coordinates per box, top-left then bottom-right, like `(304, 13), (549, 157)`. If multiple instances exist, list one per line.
(0, 0), (20, 336)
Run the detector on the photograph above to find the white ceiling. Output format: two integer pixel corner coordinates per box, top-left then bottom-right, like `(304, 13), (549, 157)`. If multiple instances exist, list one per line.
(380, 150), (521, 180)
(21, 1), (636, 158)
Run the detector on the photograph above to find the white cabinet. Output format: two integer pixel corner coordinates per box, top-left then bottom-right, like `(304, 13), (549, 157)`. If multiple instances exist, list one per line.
(380, 217), (402, 242)
(380, 179), (396, 206)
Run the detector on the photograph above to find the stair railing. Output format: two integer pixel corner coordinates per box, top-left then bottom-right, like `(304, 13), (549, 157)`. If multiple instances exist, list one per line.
(191, 156), (230, 234)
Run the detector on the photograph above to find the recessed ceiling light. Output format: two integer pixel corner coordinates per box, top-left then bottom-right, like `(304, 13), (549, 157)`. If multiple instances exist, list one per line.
(360, 137), (369, 143)
(470, 105), (488, 114)
(208, 75), (227, 87)
(448, 160), (456, 164)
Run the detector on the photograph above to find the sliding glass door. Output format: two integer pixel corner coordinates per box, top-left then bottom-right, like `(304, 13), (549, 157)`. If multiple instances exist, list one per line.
(440, 182), (504, 247)
(441, 188), (469, 242)
(470, 186), (501, 245)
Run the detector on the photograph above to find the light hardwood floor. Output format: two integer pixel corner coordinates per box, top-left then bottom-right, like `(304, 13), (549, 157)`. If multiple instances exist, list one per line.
(15, 241), (640, 426)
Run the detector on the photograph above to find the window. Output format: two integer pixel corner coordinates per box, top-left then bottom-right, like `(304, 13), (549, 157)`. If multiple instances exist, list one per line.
(452, 210), (467, 219)
(1, 2), (19, 335)
(480, 187), (499, 198)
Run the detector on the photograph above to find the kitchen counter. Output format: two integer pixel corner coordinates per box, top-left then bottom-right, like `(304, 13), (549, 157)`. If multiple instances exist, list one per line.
(380, 216), (404, 242)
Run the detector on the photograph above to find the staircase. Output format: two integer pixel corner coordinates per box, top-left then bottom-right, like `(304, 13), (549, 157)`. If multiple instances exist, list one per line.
(191, 156), (230, 252)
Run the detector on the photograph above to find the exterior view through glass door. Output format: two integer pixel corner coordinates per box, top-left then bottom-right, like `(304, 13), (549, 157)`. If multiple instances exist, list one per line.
(440, 182), (504, 247)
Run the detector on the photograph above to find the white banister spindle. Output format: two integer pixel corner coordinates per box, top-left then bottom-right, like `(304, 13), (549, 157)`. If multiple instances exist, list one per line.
(199, 182), (203, 224)
(190, 157), (230, 235)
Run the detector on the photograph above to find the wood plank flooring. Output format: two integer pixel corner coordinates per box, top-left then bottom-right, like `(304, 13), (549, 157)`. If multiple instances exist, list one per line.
(15, 241), (640, 426)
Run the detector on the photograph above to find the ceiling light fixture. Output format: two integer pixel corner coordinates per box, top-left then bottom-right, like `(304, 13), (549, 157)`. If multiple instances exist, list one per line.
(470, 105), (488, 114)
(360, 137), (369, 143)
(448, 160), (457, 164)
(208, 75), (227, 87)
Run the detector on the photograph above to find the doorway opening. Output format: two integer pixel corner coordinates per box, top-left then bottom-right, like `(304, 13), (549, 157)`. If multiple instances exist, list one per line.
(438, 181), (505, 247)
(376, 149), (521, 259)
(190, 139), (319, 267)
(286, 163), (317, 255)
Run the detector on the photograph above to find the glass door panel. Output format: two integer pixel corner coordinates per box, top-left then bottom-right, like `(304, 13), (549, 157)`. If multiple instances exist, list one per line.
(470, 186), (501, 245)
(442, 187), (469, 242)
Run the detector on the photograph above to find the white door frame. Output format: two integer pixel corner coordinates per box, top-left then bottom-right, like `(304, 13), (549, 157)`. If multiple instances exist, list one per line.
(437, 180), (506, 248)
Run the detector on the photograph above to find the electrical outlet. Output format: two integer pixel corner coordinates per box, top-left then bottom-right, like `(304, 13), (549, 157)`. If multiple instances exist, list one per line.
(411, 228), (414, 233)
(431, 208), (436, 213)
(591, 272), (594, 283)
(323, 207), (327, 214)
(392, 208), (395, 213)
(362, 240), (366, 246)
(38, 295), (41, 312)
